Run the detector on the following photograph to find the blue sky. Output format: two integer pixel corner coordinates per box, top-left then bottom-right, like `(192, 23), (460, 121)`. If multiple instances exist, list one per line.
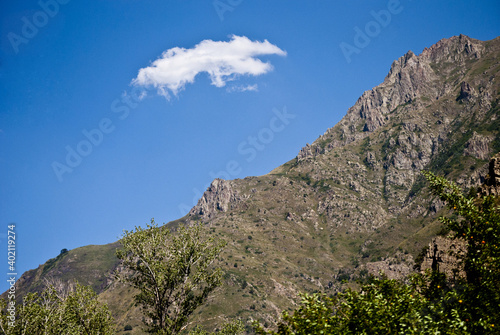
(0, 0), (499, 292)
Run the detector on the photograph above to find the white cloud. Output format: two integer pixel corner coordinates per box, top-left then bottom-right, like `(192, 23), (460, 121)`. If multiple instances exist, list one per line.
(131, 35), (286, 99)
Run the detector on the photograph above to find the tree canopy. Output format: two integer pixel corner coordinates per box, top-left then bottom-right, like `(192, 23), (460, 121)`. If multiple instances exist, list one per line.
(116, 220), (227, 334)
(0, 282), (114, 335)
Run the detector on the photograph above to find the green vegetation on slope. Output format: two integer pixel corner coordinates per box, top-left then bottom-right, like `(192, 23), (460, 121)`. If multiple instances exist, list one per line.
(255, 172), (500, 334)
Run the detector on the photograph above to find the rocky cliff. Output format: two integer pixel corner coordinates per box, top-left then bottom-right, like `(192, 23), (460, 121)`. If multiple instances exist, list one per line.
(189, 179), (241, 219)
(478, 152), (500, 196)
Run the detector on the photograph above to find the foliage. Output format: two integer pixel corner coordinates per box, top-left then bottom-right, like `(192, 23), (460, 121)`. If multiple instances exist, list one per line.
(423, 171), (500, 333)
(188, 320), (245, 335)
(116, 220), (227, 335)
(254, 276), (466, 335)
(254, 172), (499, 334)
(0, 283), (114, 335)
(254, 292), (336, 335)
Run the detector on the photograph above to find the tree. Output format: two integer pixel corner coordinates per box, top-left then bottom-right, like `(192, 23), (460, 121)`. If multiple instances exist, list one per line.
(62, 283), (116, 334)
(253, 292), (337, 335)
(0, 283), (114, 335)
(254, 277), (466, 335)
(116, 220), (227, 334)
(423, 171), (500, 333)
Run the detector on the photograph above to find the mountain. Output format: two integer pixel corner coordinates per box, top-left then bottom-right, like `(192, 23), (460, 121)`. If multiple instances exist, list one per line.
(8, 34), (500, 334)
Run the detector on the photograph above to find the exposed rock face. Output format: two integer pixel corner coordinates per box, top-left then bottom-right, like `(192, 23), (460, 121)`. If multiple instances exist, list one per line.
(189, 179), (240, 219)
(420, 34), (484, 62)
(297, 143), (322, 161)
(478, 152), (500, 196)
(420, 236), (465, 278)
(365, 254), (415, 280)
(464, 132), (491, 160)
(457, 81), (476, 102)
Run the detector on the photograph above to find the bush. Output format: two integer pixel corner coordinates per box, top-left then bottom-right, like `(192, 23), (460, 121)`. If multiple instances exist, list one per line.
(0, 283), (114, 334)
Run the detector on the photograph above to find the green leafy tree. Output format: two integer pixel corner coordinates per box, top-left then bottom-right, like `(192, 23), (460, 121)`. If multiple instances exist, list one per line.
(254, 277), (466, 335)
(62, 283), (116, 334)
(423, 171), (500, 333)
(116, 220), (227, 334)
(0, 283), (114, 335)
(254, 292), (336, 335)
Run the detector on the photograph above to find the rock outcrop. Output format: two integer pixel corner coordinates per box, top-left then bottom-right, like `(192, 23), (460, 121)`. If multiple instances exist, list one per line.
(189, 179), (240, 219)
(457, 81), (477, 102)
(420, 236), (465, 278)
(464, 132), (491, 160)
(478, 152), (500, 196)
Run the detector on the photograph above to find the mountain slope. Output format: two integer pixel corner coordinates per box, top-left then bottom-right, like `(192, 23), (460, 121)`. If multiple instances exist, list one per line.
(10, 34), (500, 333)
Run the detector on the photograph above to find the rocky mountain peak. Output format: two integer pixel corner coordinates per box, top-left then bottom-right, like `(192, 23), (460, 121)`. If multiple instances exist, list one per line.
(419, 34), (484, 63)
(297, 35), (494, 162)
(188, 179), (240, 220)
(351, 35), (484, 133)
